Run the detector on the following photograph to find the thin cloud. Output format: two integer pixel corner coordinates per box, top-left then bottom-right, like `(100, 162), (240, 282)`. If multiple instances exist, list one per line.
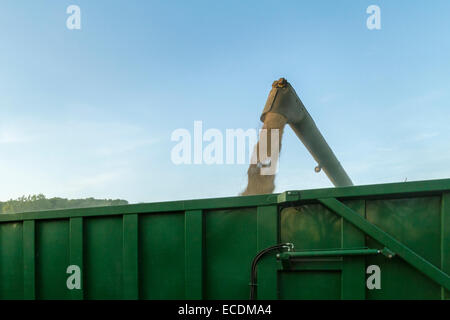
(68, 171), (126, 192)
(412, 132), (439, 142)
(95, 138), (160, 156)
(0, 128), (32, 144)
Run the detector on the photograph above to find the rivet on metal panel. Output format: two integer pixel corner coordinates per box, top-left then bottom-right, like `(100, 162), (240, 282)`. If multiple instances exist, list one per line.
(277, 191), (301, 203)
(381, 247), (396, 259)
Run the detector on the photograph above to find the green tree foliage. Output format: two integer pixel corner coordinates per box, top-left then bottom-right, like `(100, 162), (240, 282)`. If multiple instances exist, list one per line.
(1, 194), (128, 214)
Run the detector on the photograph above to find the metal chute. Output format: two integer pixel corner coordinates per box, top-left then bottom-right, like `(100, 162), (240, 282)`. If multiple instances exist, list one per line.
(261, 78), (353, 187)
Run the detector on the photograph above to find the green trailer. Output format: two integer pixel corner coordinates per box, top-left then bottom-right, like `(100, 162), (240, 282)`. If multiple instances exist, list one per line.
(0, 178), (449, 300)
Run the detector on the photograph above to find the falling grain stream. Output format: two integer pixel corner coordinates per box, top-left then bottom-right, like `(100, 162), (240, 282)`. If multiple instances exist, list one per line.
(240, 112), (287, 195)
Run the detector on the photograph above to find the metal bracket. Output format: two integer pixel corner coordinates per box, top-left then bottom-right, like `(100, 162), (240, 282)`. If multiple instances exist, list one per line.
(318, 197), (450, 291)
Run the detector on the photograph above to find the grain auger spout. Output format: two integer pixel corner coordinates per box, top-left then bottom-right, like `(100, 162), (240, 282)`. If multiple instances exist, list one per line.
(262, 78), (353, 187)
(241, 78), (353, 195)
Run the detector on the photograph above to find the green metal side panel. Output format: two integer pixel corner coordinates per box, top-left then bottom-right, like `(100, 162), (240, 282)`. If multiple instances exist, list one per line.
(36, 220), (70, 300)
(69, 217), (84, 299)
(280, 203), (342, 299)
(279, 271), (341, 300)
(123, 214), (139, 299)
(185, 210), (204, 299)
(0, 222), (23, 299)
(84, 217), (123, 299)
(442, 193), (450, 300)
(256, 206), (279, 300)
(23, 220), (35, 300)
(204, 208), (257, 299)
(139, 212), (185, 299)
(0, 179), (449, 300)
(365, 197), (442, 299)
(281, 204), (341, 250)
(341, 200), (366, 300)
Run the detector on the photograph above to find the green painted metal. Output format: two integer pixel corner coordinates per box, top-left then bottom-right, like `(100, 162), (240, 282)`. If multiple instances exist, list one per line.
(364, 196), (443, 299)
(442, 193), (450, 299)
(278, 178), (450, 202)
(318, 197), (450, 292)
(341, 200), (366, 299)
(139, 212), (185, 299)
(69, 217), (83, 300)
(123, 214), (139, 299)
(204, 208), (257, 299)
(0, 222), (23, 299)
(23, 220), (35, 300)
(0, 178), (449, 300)
(256, 206), (279, 299)
(185, 210), (204, 299)
(36, 220), (70, 299)
(279, 271), (341, 299)
(84, 217), (123, 299)
(279, 248), (381, 260)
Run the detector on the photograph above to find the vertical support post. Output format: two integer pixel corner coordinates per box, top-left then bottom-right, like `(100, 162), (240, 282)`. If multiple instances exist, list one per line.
(341, 200), (366, 300)
(256, 205), (279, 300)
(69, 217), (84, 300)
(123, 214), (139, 299)
(23, 220), (36, 300)
(442, 193), (450, 300)
(185, 210), (204, 299)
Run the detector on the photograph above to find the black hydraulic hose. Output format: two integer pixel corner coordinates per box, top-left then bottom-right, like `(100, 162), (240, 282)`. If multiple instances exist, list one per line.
(249, 243), (294, 300)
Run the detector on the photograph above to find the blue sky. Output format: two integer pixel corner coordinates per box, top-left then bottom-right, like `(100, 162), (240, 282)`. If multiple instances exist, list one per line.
(1, 1), (450, 203)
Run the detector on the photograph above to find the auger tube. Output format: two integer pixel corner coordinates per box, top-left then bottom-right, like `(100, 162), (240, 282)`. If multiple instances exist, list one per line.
(261, 78), (353, 187)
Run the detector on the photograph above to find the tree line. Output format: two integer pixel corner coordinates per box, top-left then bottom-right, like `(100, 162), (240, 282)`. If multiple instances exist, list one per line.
(0, 194), (128, 214)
